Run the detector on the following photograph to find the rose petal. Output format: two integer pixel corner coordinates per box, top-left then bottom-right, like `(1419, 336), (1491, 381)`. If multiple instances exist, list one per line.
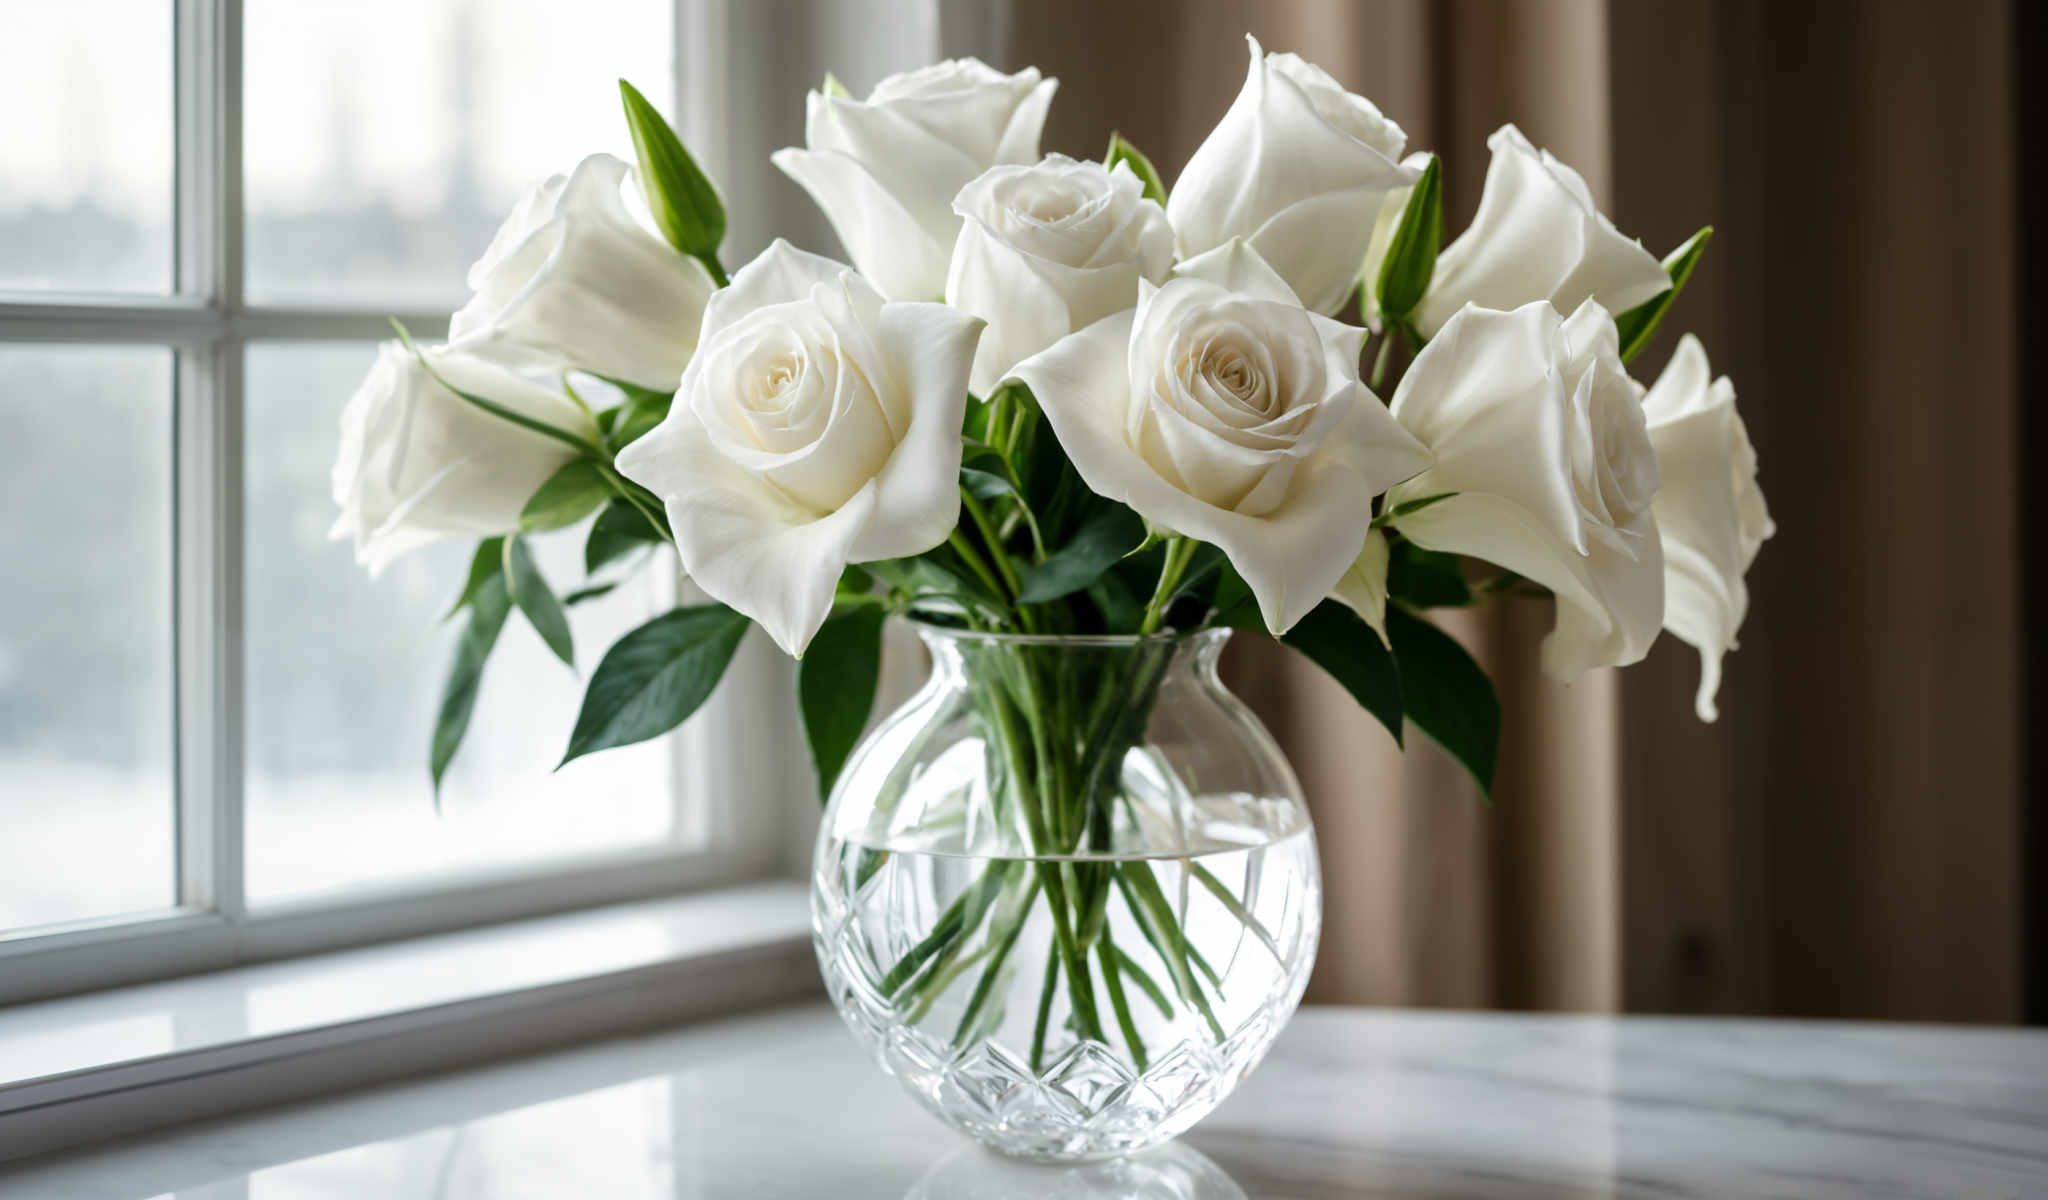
(1642, 333), (1774, 719)
(1172, 239), (1305, 306)
(946, 218), (1078, 397)
(1332, 526), (1392, 647)
(450, 153), (715, 389)
(1415, 125), (1669, 337)
(805, 91), (984, 250)
(617, 405), (876, 658)
(1389, 302), (1588, 555)
(994, 76), (1058, 164)
(851, 300), (983, 561)
(770, 149), (951, 302)
(702, 238), (854, 342)
(1238, 185), (1387, 315)
(1168, 36), (1418, 314)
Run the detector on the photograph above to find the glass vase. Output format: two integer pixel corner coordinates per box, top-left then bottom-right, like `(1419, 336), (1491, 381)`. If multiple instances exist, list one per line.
(812, 623), (1320, 1162)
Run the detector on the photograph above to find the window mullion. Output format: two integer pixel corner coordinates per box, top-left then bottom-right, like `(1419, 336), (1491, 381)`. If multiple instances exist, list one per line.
(172, 0), (247, 923)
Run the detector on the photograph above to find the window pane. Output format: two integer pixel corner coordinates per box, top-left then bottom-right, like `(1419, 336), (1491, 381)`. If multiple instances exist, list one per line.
(0, 2), (174, 293)
(0, 346), (175, 930)
(243, 0), (673, 306)
(243, 343), (683, 905)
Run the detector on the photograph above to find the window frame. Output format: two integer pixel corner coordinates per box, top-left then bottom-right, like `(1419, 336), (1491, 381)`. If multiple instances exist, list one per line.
(0, 0), (794, 1008)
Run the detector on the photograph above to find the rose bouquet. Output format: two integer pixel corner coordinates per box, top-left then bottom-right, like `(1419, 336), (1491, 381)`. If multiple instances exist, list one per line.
(334, 38), (1770, 1157)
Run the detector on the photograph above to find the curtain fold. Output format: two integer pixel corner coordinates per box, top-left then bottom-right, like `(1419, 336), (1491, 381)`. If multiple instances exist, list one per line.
(971, 0), (2023, 1020)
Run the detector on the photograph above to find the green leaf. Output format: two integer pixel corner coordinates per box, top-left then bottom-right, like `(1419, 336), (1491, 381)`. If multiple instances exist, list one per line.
(591, 373), (674, 411)
(1386, 541), (1472, 608)
(1105, 132), (1168, 207)
(1276, 600), (1404, 747)
(960, 466), (1012, 503)
(1372, 491), (1456, 527)
(1614, 226), (1712, 362)
(560, 603), (751, 765)
(798, 604), (886, 803)
(443, 537), (505, 621)
(505, 536), (574, 667)
(1017, 504), (1147, 604)
(585, 499), (664, 574)
(563, 582), (618, 606)
(1387, 606), (1499, 797)
(591, 376), (674, 449)
(1373, 155), (1443, 324)
(1086, 571), (1145, 632)
(867, 550), (1005, 617)
(519, 460), (610, 532)
(618, 79), (727, 272)
(431, 573), (512, 795)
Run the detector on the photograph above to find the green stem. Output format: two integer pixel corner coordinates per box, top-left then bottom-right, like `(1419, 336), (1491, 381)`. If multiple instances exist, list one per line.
(986, 680), (1107, 1044)
(1118, 864), (1227, 1042)
(880, 860), (1012, 996)
(961, 489), (1029, 615)
(1139, 537), (1197, 634)
(1190, 862), (1285, 966)
(947, 530), (1011, 613)
(1113, 944), (1173, 1018)
(1003, 394), (1031, 461)
(1369, 327), (1399, 393)
(950, 878), (1041, 1048)
(595, 461), (670, 539)
(1029, 948), (1059, 1071)
(908, 942), (991, 1025)
(1096, 936), (1148, 1071)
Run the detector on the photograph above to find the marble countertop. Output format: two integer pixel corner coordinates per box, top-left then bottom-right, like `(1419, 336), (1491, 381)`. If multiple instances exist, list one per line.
(1, 1003), (2042, 1199)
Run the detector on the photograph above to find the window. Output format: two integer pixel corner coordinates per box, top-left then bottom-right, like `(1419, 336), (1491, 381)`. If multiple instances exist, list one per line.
(0, 0), (781, 1006)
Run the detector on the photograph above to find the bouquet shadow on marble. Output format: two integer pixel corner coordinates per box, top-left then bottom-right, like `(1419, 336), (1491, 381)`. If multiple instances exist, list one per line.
(332, 37), (1771, 1161)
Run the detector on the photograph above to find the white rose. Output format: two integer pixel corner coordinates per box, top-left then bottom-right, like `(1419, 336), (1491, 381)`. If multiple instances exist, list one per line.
(1006, 240), (1431, 635)
(1167, 36), (1421, 316)
(772, 59), (1057, 303)
(614, 241), (983, 656)
(448, 153), (717, 390)
(331, 342), (597, 575)
(1331, 527), (1392, 645)
(946, 154), (1173, 396)
(1641, 334), (1774, 720)
(1386, 300), (1664, 679)
(1413, 126), (1670, 338)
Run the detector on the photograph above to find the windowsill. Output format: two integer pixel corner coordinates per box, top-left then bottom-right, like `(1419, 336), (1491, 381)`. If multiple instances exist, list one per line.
(0, 881), (817, 1163)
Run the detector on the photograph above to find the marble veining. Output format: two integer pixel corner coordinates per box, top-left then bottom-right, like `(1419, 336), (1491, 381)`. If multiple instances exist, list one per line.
(1, 1005), (2043, 1198)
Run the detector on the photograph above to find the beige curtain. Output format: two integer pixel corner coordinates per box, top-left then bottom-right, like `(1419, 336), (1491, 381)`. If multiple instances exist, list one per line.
(970, 0), (2023, 1021)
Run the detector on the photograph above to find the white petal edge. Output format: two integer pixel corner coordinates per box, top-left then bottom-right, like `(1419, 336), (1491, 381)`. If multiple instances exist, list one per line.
(616, 407), (874, 658)
(851, 300), (983, 560)
(770, 149), (951, 302)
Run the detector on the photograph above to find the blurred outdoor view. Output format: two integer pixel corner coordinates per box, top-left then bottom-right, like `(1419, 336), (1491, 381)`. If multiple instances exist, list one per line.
(0, 0), (691, 933)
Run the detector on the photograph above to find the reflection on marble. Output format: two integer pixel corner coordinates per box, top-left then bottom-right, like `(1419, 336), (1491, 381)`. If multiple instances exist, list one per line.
(1, 1005), (2044, 1198)
(907, 1143), (1245, 1200)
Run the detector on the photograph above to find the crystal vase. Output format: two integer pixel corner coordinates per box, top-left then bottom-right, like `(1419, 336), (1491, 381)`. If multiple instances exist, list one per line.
(812, 623), (1320, 1161)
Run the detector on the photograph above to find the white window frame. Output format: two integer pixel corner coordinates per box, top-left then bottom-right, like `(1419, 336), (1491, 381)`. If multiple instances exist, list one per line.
(0, 0), (797, 1009)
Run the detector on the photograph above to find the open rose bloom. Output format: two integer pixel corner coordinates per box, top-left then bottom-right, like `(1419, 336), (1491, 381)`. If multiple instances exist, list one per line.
(331, 36), (1766, 1162)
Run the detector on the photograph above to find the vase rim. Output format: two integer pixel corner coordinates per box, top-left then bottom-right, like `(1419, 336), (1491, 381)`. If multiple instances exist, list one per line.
(907, 619), (1229, 649)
